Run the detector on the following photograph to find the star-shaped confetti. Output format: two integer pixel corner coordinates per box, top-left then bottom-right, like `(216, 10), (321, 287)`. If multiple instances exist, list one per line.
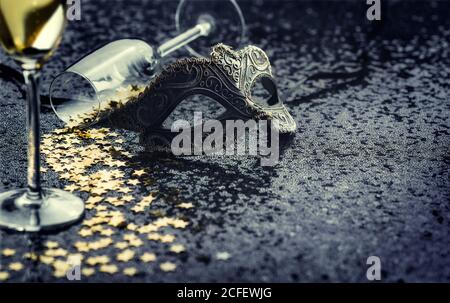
(38, 124), (196, 281)
(9, 262), (24, 271)
(132, 169), (146, 177)
(177, 202), (194, 209)
(2, 248), (16, 257)
(0, 272), (10, 281)
(82, 267), (96, 277)
(99, 264), (118, 274)
(123, 267), (138, 276)
(140, 252), (156, 263)
(160, 262), (177, 272)
(216, 252), (231, 261)
(116, 249), (135, 262)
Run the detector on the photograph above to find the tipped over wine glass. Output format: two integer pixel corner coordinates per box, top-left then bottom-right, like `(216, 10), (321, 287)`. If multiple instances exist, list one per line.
(49, 0), (247, 127)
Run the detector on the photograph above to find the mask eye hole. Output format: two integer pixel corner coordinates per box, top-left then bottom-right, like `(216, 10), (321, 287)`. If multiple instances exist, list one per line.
(161, 95), (226, 129)
(250, 76), (279, 107)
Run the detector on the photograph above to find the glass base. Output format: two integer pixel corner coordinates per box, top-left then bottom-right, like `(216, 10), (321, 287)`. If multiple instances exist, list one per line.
(0, 188), (84, 232)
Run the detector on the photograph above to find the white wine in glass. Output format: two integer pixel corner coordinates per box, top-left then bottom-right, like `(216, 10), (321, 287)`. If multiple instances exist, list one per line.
(0, 0), (84, 232)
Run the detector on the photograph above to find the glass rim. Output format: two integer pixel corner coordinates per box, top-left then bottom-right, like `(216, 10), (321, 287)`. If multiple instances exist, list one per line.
(49, 38), (152, 126)
(49, 69), (101, 126)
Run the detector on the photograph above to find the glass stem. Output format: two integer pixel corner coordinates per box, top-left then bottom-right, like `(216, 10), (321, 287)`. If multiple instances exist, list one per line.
(157, 21), (212, 58)
(23, 69), (43, 203)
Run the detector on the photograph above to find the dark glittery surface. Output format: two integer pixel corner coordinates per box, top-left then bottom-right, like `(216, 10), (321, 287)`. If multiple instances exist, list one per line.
(0, 0), (449, 282)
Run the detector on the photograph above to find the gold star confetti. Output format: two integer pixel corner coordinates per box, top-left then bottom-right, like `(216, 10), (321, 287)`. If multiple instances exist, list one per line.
(154, 217), (170, 228)
(147, 233), (162, 241)
(127, 223), (138, 231)
(96, 205), (108, 211)
(216, 252), (231, 261)
(59, 172), (72, 179)
(64, 184), (79, 192)
(9, 262), (24, 271)
(79, 228), (94, 237)
(86, 196), (103, 204)
(89, 238), (113, 250)
(122, 195), (134, 202)
(86, 255), (110, 266)
(171, 219), (189, 229)
(114, 242), (129, 250)
(123, 267), (138, 276)
(113, 160), (127, 167)
(82, 267), (96, 277)
(137, 223), (159, 234)
(160, 234), (176, 243)
(74, 241), (90, 252)
(52, 260), (71, 278)
(123, 233), (138, 242)
(45, 241), (59, 249)
(105, 197), (119, 204)
(129, 238), (143, 247)
(52, 268), (66, 279)
(177, 202), (194, 209)
(39, 256), (55, 265)
(160, 262), (177, 272)
(122, 151), (132, 158)
(53, 166), (65, 173)
(99, 264), (118, 274)
(128, 179), (140, 186)
(141, 193), (156, 204)
(131, 205), (145, 213)
(67, 253), (84, 262)
(23, 252), (38, 261)
(109, 214), (126, 227)
(169, 244), (186, 254)
(132, 169), (146, 177)
(91, 187), (107, 196)
(140, 252), (156, 263)
(0, 272), (10, 281)
(117, 187), (132, 194)
(100, 228), (115, 237)
(40, 124), (195, 280)
(45, 248), (68, 257)
(2, 248), (16, 257)
(116, 249), (135, 262)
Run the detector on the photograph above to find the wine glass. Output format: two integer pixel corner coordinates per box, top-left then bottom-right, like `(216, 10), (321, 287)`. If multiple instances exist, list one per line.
(49, 0), (247, 127)
(0, 0), (84, 232)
